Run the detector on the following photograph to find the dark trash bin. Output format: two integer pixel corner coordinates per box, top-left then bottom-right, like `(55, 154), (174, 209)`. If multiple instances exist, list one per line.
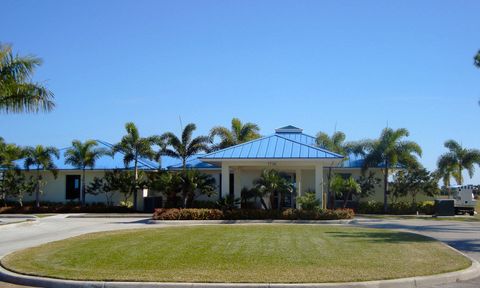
(143, 196), (163, 213)
(435, 199), (455, 216)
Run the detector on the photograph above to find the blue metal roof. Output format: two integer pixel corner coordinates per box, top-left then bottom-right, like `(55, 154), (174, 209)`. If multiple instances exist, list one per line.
(199, 128), (344, 160)
(167, 154), (220, 170)
(13, 140), (159, 171)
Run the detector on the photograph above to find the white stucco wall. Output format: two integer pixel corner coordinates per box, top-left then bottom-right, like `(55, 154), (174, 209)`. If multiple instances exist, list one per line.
(10, 170), (129, 205)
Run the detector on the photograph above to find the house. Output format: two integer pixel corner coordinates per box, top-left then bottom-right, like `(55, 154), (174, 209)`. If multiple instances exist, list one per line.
(4, 126), (428, 211)
(7, 140), (159, 210)
(166, 126), (391, 209)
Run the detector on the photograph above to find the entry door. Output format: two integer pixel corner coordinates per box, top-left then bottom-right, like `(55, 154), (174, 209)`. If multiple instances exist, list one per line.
(66, 175), (81, 200)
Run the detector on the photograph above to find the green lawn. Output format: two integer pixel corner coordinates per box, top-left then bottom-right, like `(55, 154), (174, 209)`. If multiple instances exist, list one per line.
(1, 225), (470, 283)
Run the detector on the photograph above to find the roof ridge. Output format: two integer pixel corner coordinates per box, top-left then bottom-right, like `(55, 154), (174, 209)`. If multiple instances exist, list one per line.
(200, 134), (344, 159)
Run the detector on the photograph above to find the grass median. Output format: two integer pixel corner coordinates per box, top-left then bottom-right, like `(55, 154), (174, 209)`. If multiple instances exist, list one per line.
(1, 225), (471, 283)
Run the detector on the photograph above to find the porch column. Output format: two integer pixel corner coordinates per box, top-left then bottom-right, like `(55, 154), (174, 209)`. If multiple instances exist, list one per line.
(315, 163), (324, 209)
(221, 163), (230, 199)
(295, 169), (302, 209)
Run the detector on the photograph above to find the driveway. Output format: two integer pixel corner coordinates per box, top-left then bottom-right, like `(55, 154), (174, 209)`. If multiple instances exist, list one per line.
(351, 217), (480, 288)
(1, 215), (480, 287)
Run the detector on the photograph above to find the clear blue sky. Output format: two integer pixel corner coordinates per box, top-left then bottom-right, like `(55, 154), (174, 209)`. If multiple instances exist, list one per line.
(2, 0), (479, 184)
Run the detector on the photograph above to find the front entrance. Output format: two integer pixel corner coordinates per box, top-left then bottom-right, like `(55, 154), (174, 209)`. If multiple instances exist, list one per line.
(271, 173), (296, 209)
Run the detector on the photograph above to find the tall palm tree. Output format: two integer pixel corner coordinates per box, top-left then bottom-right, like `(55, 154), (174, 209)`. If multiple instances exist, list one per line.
(161, 123), (210, 169)
(437, 140), (480, 186)
(316, 131), (348, 154)
(112, 122), (156, 210)
(0, 138), (24, 169)
(352, 128), (422, 213)
(209, 118), (260, 150)
(0, 44), (54, 113)
(315, 131), (349, 208)
(64, 140), (108, 206)
(24, 145), (59, 208)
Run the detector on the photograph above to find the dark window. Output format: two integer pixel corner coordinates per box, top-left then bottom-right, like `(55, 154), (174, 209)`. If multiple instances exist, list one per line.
(218, 173), (235, 199)
(229, 173), (234, 197)
(66, 175), (81, 200)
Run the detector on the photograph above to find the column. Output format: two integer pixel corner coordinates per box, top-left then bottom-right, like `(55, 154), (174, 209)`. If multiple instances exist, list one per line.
(221, 163), (230, 199)
(315, 163), (324, 209)
(295, 169), (302, 209)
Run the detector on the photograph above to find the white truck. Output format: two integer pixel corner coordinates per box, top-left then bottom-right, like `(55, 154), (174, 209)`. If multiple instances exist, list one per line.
(448, 185), (477, 216)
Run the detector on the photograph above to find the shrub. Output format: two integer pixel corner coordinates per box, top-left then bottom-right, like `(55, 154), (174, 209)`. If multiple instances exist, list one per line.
(152, 208), (224, 220)
(357, 201), (383, 214)
(152, 208), (354, 220)
(417, 201), (435, 215)
(357, 200), (435, 215)
(296, 192), (320, 210)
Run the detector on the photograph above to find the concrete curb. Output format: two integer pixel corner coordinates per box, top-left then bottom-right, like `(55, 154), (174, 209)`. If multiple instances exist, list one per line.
(0, 218), (37, 229)
(0, 258), (479, 288)
(148, 219), (354, 225)
(67, 213), (152, 219)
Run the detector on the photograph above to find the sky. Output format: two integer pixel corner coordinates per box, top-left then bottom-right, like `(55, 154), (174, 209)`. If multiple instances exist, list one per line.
(1, 0), (479, 184)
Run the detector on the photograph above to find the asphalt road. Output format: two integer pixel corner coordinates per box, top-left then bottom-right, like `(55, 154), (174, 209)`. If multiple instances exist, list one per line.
(1, 215), (480, 287)
(351, 217), (480, 288)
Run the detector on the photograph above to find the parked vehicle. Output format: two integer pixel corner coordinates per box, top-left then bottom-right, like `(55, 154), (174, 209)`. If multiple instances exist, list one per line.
(447, 185), (477, 216)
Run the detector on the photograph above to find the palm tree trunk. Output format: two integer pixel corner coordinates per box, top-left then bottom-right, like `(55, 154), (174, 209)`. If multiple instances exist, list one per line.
(35, 169), (40, 208)
(133, 159), (138, 211)
(81, 168), (86, 206)
(383, 164), (389, 214)
(260, 198), (268, 210)
(458, 166), (463, 185)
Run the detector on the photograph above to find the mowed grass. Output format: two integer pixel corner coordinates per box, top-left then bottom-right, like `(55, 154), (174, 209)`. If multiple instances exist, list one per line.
(1, 225), (471, 283)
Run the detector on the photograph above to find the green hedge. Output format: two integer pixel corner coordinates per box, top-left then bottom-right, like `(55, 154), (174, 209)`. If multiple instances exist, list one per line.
(152, 208), (354, 220)
(357, 200), (435, 215)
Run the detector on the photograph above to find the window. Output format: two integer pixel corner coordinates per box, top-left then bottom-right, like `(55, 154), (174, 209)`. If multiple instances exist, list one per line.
(66, 175), (81, 200)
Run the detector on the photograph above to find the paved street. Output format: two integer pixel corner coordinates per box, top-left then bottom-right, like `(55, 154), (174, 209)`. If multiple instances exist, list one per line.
(351, 217), (480, 288)
(1, 215), (480, 287)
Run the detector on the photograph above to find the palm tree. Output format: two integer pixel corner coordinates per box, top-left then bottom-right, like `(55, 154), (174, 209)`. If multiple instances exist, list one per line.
(475, 50), (480, 68)
(24, 145), (59, 208)
(112, 122), (157, 210)
(161, 123), (210, 169)
(178, 169), (216, 208)
(209, 118), (260, 150)
(64, 140), (108, 206)
(0, 44), (54, 113)
(253, 169), (293, 210)
(0, 138), (24, 169)
(352, 128), (422, 213)
(437, 140), (480, 186)
(330, 175), (361, 208)
(316, 131), (349, 208)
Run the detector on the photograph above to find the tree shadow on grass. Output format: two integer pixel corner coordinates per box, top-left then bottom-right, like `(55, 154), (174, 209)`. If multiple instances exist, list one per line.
(325, 230), (435, 244)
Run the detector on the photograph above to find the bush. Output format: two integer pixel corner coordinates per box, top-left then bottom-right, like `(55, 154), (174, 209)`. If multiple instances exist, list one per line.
(417, 201), (435, 215)
(357, 201), (384, 214)
(357, 200), (435, 215)
(153, 208), (223, 220)
(296, 192), (321, 210)
(152, 208), (354, 220)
